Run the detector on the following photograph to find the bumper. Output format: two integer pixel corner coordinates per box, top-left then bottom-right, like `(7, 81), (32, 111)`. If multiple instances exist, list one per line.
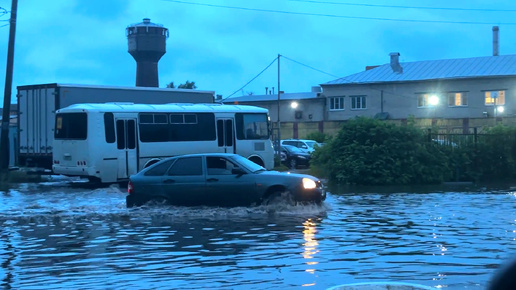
(53, 165), (95, 177)
(293, 187), (326, 203)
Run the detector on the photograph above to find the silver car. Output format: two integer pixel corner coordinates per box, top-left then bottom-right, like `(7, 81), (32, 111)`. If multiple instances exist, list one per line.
(126, 153), (326, 207)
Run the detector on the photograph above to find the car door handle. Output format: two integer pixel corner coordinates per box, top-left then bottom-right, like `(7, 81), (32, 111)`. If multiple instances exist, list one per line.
(207, 178), (218, 182)
(163, 179), (175, 184)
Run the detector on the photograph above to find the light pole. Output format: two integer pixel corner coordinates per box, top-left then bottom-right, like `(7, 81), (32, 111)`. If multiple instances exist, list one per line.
(276, 54), (281, 155)
(1, 0), (18, 173)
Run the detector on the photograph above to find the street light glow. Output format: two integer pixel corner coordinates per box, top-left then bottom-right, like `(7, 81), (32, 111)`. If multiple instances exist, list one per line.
(429, 95), (439, 106)
(497, 106), (505, 113)
(291, 101), (299, 109)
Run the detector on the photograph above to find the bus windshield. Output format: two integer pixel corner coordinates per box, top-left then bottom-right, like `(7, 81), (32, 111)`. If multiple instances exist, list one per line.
(55, 113), (87, 140)
(236, 113), (269, 140)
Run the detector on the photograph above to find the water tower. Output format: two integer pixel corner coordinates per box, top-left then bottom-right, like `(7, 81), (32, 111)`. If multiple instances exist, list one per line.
(126, 18), (169, 87)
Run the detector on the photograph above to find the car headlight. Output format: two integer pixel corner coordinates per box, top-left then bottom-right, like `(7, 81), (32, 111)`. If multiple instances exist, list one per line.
(297, 155), (307, 159)
(302, 178), (317, 189)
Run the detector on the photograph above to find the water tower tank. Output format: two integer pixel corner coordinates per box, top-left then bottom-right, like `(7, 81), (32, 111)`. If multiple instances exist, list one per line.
(126, 18), (169, 87)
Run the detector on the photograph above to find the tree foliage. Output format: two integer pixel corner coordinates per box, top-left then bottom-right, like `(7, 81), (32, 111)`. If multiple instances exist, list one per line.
(166, 81), (197, 89)
(311, 117), (447, 185)
(304, 132), (330, 143)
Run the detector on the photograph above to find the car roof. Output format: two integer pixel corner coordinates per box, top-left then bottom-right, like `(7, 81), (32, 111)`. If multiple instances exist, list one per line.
(163, 153), (240, 159)
(282, 139), (316, 142)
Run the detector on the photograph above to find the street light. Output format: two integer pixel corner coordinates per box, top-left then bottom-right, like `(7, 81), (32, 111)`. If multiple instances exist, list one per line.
(291, 101), (298, 109)
(429, 95), (439, 120)
(429, 95), (439, 106)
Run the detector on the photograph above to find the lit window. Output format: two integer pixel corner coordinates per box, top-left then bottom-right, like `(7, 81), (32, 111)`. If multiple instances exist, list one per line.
(485, 90), (505, 106)
(329, 97), (345, 111)
(417, 93), (439, 107)
(351, 95), (367, 109)
(447, 92), (468, 107)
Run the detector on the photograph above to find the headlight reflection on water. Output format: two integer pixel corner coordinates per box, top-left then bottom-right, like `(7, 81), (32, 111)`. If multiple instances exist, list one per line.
(302, 218), (320, 287)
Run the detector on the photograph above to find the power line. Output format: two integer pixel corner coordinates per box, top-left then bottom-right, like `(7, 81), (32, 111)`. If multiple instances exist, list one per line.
(160, 0), (516, 25)
(289, 0), (516, 13)
(222, 57), (277, 101)
(281, 55), (340, 78)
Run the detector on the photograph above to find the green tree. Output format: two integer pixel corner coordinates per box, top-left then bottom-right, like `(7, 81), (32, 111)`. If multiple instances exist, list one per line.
(166, 80), (197, 89)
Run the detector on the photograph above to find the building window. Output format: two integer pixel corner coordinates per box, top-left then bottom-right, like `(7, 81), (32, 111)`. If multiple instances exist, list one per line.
(351, 95), (366, 109)
(417, 93), (440, 108)
(329, 97), (345, 111)
(417, 93), (431, 107)
(448, 92), (468, 107)
(485, 90), (505, 106)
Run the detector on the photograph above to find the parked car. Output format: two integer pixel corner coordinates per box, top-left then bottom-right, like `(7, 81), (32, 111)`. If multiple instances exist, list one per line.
(126, 153), (326, 207)
(281, 139), (321, 154)
(281, 145), (311, 169)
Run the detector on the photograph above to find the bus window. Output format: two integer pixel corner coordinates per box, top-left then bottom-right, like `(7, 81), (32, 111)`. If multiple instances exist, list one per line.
(116, 120), (125, 149)
(55, 113), (87, 140)
(225, 120), (233, 146)
(236, 113), (269, 140)
(217, 120), (224, 147)
(104, 113), (115, 143)
(140, 113), (215, 142)
(127, 120), (136, 149)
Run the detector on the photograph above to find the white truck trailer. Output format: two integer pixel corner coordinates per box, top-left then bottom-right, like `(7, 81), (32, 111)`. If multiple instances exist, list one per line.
(17, 83), (215, 168)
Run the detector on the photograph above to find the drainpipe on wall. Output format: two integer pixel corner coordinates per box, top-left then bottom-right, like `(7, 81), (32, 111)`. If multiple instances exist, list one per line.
(493, 26), (499, 56)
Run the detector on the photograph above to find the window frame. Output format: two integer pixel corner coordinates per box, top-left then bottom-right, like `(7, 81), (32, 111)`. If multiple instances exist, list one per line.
(350, 95), (367, 110)
(484, 90), (506, 106)
(447, 92), (468, 107)
(329, 96), (345, 111)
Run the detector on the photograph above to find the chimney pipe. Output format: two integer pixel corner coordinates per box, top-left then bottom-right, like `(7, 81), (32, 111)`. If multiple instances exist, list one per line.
(389, 52), (403, 74)
(265, 87), (269, 94)
(493, 26), (499, 56)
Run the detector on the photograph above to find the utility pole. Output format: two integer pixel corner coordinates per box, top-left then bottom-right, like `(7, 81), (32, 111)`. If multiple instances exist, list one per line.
(1, 0), (18, 173)
(276, 54), (281, 155)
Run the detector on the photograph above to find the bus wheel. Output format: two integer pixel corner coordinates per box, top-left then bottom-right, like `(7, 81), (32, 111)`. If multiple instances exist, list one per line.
(249, 157), (264, 167)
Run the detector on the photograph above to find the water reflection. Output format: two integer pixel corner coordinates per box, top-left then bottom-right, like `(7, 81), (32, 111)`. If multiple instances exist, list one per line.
(2, 181), (516, 289)
(302, 219), (319, 287)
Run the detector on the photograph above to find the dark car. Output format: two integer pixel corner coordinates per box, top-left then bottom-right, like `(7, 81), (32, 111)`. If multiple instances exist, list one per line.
(126, 153), (326, 208)
(281, 145), (311, 169)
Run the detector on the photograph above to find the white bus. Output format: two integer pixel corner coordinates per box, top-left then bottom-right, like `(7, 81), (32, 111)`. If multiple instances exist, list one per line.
(52, 103), (274, 183)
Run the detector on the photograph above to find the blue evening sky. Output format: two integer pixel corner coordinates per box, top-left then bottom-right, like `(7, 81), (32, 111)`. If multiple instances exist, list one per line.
(0, 0), (515, 103)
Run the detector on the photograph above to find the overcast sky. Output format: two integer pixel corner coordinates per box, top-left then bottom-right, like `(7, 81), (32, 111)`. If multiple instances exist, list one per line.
(0, 0), (515, 104)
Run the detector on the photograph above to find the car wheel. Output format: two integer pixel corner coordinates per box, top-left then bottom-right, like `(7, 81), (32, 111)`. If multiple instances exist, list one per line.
(263, 190), (295, 206)
(126, 195), (135, 208)
(289, 158), (297, 169)
(147, 196), (169, 206)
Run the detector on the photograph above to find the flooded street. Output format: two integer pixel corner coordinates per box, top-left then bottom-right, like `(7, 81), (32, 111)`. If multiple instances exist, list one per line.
(1, 179), (516, 289)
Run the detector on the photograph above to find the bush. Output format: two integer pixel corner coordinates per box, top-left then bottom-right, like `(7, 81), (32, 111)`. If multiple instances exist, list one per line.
(311, 117), (448, 185)
(304, 132), (330, 143)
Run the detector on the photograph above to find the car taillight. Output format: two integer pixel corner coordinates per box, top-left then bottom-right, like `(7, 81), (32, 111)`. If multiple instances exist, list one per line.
(128, 181), (134, 195)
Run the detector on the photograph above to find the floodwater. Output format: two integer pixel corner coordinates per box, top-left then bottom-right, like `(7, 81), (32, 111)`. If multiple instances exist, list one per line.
(1, 178), (516, 289)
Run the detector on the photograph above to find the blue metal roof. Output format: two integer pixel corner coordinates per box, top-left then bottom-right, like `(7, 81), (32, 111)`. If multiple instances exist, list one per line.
(325, 54), (516, 85)
(223, 92), (320, 103)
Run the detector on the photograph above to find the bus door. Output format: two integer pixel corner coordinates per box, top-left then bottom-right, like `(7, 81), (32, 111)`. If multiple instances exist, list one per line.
(116, 118), (138, 180)
(216, 118), (235, 153)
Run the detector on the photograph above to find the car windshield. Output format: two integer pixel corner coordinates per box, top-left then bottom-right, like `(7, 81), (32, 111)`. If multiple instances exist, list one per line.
(305, 141), (317, 148)
(284, 145), (302, 153)
(230, 155), (266, 172)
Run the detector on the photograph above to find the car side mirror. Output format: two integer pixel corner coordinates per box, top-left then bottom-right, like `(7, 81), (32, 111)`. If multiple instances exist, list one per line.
(232, 168), (246, 176)
(301, 145), (308, 149)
